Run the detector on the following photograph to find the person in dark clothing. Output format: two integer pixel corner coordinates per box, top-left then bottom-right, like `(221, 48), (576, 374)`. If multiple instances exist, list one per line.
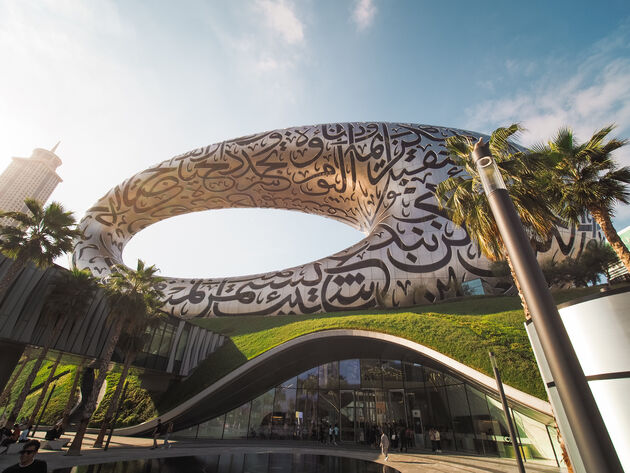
(151, 419), (163, 449)
(0, 425), (20, 453)
(2, 439), (47, 472)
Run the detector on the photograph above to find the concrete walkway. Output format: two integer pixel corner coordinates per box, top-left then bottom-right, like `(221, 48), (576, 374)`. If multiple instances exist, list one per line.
(0, 432), (564, 473)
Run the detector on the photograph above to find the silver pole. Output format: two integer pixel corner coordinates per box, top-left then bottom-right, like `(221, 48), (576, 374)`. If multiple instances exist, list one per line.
(471, 139), (622, 473)
(489, 351), (526, 473)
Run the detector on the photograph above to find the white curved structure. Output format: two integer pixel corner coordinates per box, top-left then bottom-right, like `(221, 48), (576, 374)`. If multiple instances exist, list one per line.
(117, 329), (552, 437)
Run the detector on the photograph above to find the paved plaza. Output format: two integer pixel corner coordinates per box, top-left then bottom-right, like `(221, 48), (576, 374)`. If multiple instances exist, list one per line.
(0, 432), (564, 473)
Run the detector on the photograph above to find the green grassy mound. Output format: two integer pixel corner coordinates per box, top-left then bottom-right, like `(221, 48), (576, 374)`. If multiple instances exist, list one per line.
(160, 286), (607, 410)
(2, 286), (611, 426)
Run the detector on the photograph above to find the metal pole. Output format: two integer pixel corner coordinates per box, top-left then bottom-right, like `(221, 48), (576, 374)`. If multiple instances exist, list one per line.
(33, 383), (56, 438)
(104, 381), (128, 451)
(471, 139), (623, 473)
(489, 351), (526, 473)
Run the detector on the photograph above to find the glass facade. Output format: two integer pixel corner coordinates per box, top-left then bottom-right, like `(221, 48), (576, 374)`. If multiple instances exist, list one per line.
(175, 358), (560, 466)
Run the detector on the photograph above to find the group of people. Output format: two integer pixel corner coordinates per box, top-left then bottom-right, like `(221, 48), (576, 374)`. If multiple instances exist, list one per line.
(150, 419), (174, 449)
(379, 426), (441, 461)
(0, 422), (33, 454)
(318, 422), (339, 446)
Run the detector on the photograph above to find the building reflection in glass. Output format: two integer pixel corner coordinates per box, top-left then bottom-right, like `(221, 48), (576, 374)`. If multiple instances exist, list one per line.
(174, 358), (562, 467)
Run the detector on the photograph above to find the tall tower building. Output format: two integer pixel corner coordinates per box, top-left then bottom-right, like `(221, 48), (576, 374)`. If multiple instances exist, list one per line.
(0, 144), (63, 215)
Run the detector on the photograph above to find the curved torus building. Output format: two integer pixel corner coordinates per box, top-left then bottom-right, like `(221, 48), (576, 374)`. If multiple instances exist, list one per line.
(73, 122), (599, 318)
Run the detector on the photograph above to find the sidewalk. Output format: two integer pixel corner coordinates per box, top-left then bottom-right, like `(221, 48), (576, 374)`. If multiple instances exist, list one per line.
(0, 432), (564, 473)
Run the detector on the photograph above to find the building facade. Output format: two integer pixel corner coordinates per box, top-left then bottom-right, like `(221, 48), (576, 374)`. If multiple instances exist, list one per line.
(172, 356), (562, 466)
(74, 123), (600, 318)
(0, 145), (63, 215)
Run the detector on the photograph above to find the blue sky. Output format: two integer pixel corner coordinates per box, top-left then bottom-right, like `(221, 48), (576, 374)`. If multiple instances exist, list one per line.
(1, 0), (629, 278)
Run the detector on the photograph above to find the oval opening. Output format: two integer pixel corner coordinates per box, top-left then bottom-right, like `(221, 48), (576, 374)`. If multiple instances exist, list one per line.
(123, 208), (365, 279)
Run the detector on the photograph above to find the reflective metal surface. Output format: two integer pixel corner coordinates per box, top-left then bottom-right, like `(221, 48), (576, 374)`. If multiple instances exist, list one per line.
(74, 123), (598, 317)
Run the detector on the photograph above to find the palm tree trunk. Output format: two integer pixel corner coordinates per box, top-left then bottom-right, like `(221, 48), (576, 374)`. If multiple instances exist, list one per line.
(6, 317), (64, 424)
(61, 360), (85, 430)
(0, 348), (32, 409)
(66, 317), (124, 456)
(28, 352), (62, 427)
(6, 346), (50, 425)
(0, 252), (29, 303)
(503, 252), (533, 320)
(93, 348), (134, 448)
(589, 206), (630, 275)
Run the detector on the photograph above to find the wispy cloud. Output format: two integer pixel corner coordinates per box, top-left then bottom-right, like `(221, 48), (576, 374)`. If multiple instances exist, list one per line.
(465, 21), (630, 226)
(465, 23), (630, 148)
(255, 0), (304, 45)
(352, 0), (377, 31)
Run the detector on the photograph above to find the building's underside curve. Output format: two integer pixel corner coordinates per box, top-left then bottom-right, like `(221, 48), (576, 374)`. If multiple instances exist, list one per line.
(117, 329), (552, 437)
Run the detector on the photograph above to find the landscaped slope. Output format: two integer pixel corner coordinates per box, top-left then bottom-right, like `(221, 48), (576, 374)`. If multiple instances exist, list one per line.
(2, 286), (606, 425)
(160, 287), (605, 411)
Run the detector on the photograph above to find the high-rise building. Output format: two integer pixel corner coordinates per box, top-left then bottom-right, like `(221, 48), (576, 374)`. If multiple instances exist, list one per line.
(0, 143), (63, 215)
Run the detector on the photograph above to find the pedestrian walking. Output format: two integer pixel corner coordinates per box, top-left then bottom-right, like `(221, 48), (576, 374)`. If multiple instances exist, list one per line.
(151, 418), (162, 449)
(380, 429), (390, 461)
(163, 421), (174, 448)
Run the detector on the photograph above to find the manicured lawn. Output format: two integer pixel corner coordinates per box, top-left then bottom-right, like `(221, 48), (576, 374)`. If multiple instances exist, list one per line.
(4, 285), (615, 423)
(160, 286), (610, 410)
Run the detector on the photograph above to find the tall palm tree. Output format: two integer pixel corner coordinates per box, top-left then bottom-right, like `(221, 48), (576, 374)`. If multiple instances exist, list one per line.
(92, 304), (164, 448)
(61, 359), (86, 430)
(435, 125), (555, 319)
(5, 267), (98, 425)
(0, 198), (81, 302)
(437, 128), (575, 472)
(531, 125), (630, 272)
(67, 260), (164, 455)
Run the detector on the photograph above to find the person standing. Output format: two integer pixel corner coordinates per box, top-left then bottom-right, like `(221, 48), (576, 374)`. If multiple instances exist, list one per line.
(2, 439), (46, 472)
(333, 424), (339, 446)
(398, 426), (406, 453)
(163, 421), (174, 448)
(434, 427), (441, 453)
(380, 429), (390, 461)
(429, 427), (437, 453)
(151, 418), (163, 449)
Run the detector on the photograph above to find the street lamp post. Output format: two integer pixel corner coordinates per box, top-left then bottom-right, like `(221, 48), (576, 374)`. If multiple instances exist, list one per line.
(471, 138), (622, 473)
(489, 352), (526, 473)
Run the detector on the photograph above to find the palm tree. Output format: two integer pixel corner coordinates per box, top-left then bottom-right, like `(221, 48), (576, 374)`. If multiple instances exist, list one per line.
(61, 359), (86, 430)
(0, 198), (81, 302)
(67, 260), (164, 455)
(531, 125), (630, 272)
(91, 306), (164, 448)
(0, 347), (35, 414)
(435, 125), (555, 319)
(5, 267), (98, 425)
(437, 128), (576, 472)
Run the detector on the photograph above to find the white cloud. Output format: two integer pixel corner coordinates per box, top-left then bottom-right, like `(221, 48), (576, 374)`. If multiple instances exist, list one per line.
(465, 23), (630, 227)
(352, 0), (377, 31)
(255, 0), (304, 44)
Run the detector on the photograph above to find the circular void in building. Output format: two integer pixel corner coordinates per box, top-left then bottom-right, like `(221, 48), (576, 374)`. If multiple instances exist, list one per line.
(73, 122), (598, 318)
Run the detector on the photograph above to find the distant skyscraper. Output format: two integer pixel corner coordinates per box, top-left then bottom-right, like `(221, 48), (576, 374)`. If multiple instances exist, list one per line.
(0, 144), (63, 215)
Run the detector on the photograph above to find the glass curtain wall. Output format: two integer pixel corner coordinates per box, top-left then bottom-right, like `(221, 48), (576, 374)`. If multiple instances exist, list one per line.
(177, 358), (559, 466)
